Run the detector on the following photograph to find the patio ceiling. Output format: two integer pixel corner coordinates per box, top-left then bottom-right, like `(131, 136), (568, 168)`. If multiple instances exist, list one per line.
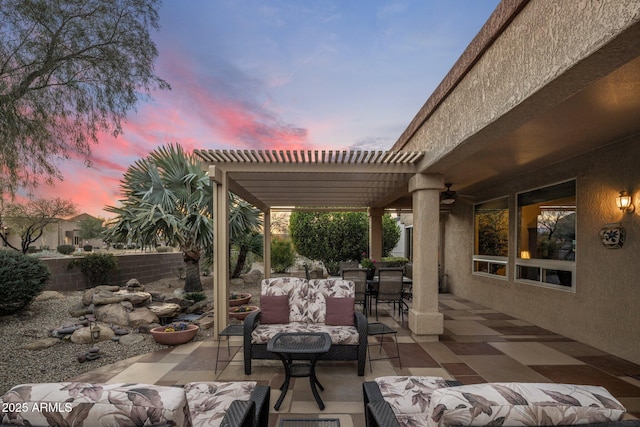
(194, 149), (424, 212)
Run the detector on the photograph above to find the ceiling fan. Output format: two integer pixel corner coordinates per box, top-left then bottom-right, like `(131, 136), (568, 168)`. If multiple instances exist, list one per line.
(440, 183), (457, 205)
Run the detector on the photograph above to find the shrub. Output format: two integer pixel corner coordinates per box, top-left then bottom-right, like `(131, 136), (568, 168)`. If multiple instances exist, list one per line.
(381, 256), (409, 268)
(0, 251), (50, 315)
(70, 253), (118, 288)
(185, 292), (207, 303)
(271, 237), (296, 274)
(57, 244), (75, 255)
(83, 244), (93, 252)
(156, 246), (172, 253)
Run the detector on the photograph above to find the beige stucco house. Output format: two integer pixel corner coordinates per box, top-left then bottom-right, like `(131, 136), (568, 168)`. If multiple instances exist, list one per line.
(198, 0), (640, 366)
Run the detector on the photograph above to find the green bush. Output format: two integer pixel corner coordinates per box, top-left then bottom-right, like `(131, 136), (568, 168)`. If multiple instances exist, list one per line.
(83, 244), (93, 252)
(70, 253), (118, 288)
(271, 237), (296, 274)
(57, 244), (75, 255)
(185, 292), (207, 303)
(381, 256), (409, 267)
(0, 251), (50, 315)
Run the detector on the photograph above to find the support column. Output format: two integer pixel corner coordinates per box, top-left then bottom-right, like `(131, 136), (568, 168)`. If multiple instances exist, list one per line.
(368, 207), (384, 261)
(210, 166), (229, 339)
(263, 209), (271, 280)
(408, 173), (444, 341)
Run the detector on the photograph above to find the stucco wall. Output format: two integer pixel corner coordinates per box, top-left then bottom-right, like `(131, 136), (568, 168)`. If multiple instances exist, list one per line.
(443, 137), (640, 364)
(42, 252), (185, 292)
(403, 0), (640, 162)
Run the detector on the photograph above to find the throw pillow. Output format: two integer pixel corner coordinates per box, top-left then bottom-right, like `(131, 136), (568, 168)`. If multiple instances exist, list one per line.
(325, 297), (355, 326)
(259, 294), (289, 324)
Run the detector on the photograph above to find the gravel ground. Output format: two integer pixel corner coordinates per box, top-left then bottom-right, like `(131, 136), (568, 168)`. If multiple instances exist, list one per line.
(0, 277), (261, 395)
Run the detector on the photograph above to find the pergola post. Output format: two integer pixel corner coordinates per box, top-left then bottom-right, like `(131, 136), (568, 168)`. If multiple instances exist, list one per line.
(210, 166), (229, 339)
(408, 173), (444, 341)
(263, 209), (271, 280)
(368, 207), (384, 261)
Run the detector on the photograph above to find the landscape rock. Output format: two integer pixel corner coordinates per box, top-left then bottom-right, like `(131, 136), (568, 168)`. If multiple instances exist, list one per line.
(92, 291), (125, 306)
(125, 278), (145, 292)
(230, 278), (244, 287)
(195, 311), (214, 330)
(172, 288), (186, 299)
(128, 307), (159, 328)
(186, 300), (213, 314)
(137, 323), (162, 334)
(166, 297), (192, 310)
(120, 301), (134, 312)
(35, 291), (66, 302)
(70, 324), (115, 344)
(147, 302), (182, 318)
(94, 303), (129, 326)
(21, 338), (61, 351)
(68, 303), (93, 317)
(115, 290), (152, 306)
(149, 291), (165, 302)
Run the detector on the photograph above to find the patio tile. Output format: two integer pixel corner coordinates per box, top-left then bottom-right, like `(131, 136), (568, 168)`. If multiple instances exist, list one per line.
(441, 362), (478, 376)
(530, 365), (640, 397)
(543, 341), (610, 357)
(418, 342), (463, 364)
(444, 320), (502, 336)
(575, 355), (640, 377)
(490, 325), (556, 335)
(443, 342), (505, 355)
(394, 343), (440, 367)
(460, 355), (552, 383)
(407, 367), (455, 379)
(106, 362), (178, 384)
(489, 342), (584, 365)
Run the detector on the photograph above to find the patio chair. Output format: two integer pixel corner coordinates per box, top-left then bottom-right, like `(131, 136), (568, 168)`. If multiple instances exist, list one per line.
(374, 268), (406, 322)
(342, 268), (369, 313)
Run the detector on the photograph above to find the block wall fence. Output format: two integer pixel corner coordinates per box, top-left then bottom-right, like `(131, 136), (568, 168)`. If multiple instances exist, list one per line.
(42, 252), (185, 292)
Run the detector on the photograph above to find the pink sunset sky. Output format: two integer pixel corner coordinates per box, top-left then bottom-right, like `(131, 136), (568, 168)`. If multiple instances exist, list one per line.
(29, 1), (499, 218)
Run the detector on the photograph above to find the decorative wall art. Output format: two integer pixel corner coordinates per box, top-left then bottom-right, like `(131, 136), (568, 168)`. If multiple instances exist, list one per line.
(599, 223), (625, 249)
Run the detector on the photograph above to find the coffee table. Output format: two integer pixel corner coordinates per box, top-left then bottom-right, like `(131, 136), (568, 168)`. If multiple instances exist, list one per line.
(267, 332), (332, 410)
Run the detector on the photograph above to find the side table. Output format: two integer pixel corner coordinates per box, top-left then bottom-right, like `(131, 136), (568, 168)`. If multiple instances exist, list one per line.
(267, 332), (331, 410)
(367, 322), (402, 373)
(279, 419), (341, 427)
(215, 324), (244, 373)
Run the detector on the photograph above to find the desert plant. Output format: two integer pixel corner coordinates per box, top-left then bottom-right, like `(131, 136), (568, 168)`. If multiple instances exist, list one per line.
(0, 251), (50, 315)
(185, 292), (207, 303)
(57, 244), (75, 255)
(271, 237), (296, 274)
(70, 253), (118, 288)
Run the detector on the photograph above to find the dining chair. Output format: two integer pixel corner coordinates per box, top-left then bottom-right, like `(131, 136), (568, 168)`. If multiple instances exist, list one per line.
(374, 268), (406, 323)
(341, 268), (369, 314)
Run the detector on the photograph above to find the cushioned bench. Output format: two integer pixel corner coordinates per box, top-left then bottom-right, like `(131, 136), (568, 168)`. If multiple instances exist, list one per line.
(244, 277), (368, 376)
(363, 376), (640, 427)
(0, 381), (270, 427)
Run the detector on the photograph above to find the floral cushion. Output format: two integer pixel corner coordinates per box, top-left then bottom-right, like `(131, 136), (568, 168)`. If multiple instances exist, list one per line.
(375, 376), (449, 415)
(252, 323), (360, 345)
(0, 382), (189, 426)
(261, 277), (309, 322)
(184, 381), (256, 427)
(426, 382), (627, 426)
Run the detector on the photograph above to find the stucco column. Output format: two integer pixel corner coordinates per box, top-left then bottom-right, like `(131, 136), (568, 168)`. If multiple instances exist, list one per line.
(368, 207), (384, 261)
(210, 166), (229, 339)
(263, 209), (271, 280)
(408, 173), (444, 341)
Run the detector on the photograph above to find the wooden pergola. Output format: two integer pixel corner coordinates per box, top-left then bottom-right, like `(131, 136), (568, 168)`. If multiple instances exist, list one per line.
(194, 149), (445, 340)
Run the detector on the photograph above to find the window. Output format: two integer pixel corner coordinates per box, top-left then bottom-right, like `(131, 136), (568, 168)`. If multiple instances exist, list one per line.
(516, 180), (576, 290)
(473, 197), (508, 278)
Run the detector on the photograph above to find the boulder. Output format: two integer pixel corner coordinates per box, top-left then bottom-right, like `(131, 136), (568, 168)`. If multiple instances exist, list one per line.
(138, 323), (162, 334)
(125, 278), (145, 292)
(230, 278), (244, 287)
(68, 303), (93, 317)
(120, 301), (134, 312)
(147, 302), (182, 318)
(34, 291), (66, 302)
(83, 285), (120, 305)
(172, 288), (186, 299)
(166, 297), (192, 311)
(115, 290), (151, 306)
(70, 323), (115, 344)
(94, 303), (129, 326)
(119, 334), (144, 345)
(21, 338), (61, 351)
(186, 300), (213, 314)
(149, 291), (165, 302)
(195, 311), (215, 330)
(92, 291), (125, 306)
(128, 307), (159, 328)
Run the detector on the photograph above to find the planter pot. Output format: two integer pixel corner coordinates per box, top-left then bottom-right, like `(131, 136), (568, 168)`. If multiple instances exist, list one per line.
(229, 306), (260, 321)
(150, 324), (199, 345)
(229, 293), (252, 307)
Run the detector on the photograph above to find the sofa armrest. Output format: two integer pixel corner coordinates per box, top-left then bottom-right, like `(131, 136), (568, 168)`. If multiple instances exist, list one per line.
(366, 401), (400, 427)
(250, 385), (270, 427)
(354, 311), (368, 376)
(220, 399), (254, 427)
(243, 311), (261, 374)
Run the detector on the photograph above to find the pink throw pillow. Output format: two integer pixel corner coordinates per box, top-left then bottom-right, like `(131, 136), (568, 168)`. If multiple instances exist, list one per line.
(325, 297), (355, 326)
(259, 295), (289, 324)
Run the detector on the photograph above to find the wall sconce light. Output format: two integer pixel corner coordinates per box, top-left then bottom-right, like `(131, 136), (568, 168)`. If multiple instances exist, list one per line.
(520, 250), (531, 259)
(615, 191), (635, 214)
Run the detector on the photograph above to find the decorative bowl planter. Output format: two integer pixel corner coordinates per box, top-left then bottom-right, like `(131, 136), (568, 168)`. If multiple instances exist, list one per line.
(229, 293), (252, 306)
(150, 324), (199, 345)
(229, 305), (259, 321)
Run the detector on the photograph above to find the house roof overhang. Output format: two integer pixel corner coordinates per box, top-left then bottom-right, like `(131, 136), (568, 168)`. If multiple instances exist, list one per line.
(194, 149), (424, 212)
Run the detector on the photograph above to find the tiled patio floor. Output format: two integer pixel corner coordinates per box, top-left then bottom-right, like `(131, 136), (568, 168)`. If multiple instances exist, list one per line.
(69, 294), (640, 426)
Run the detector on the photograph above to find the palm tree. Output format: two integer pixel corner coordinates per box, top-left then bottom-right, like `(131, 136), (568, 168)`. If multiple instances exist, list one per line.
(104, 144), (262, 292)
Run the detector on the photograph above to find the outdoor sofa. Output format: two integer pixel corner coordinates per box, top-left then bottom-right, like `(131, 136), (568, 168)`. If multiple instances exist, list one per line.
(363, 376), (640, 427)
(0, 381), (270, 427)
(243, 277), (368, 376)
